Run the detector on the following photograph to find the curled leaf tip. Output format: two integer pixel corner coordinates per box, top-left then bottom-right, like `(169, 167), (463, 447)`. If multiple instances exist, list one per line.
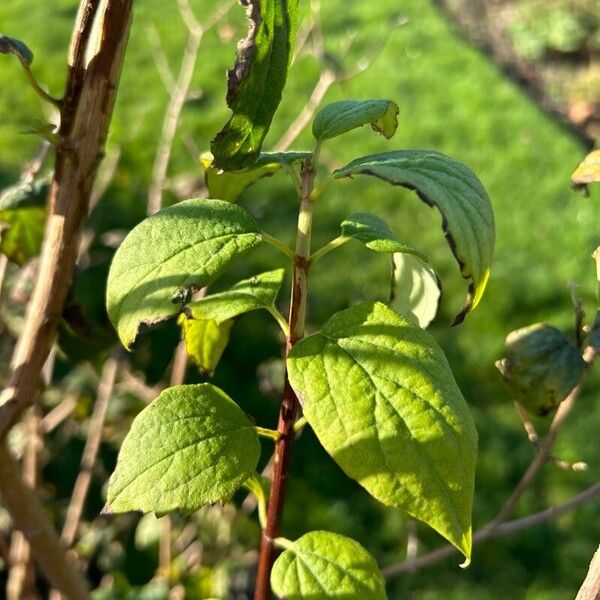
(0, 34), (34, 66)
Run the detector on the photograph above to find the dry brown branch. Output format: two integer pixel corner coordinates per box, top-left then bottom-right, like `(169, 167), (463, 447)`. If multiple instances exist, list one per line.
(0, 0), (135, 595)
(41, 393), (78, 434)
(116, 367), (164, 403)
(61, 350), (120, 547)
(0, 441), (88, 598)
(577, 544), (600, 600)
(7, 349), (54, 599)
(0, 0), (134, 436)
(6, 404), (43, 600)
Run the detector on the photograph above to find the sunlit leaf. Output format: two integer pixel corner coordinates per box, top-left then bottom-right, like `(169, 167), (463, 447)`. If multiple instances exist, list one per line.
(211, 0), (299, 170)
(496, 323), (585, 416)
(184, 269), (285, 323)
(390, 252), (441, 328)
(105, 384), (260, 514)
(313, 99), (399, 142)
(106, 198), (263, 348)
(201, 152), (280, 203)
(334, 150), (495, 324)
(271, 531), (388, 599)
(178, 315), (234, 377)
(571, 149), (600, 191)
(287, 302), (477, 560)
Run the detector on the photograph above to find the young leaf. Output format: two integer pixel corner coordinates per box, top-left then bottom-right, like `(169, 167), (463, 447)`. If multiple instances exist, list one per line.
(334, 150), (495, 324)
(201, 152), (280, 203)
(0, 34), (34, 66)
(571, 149), (600, 192)
(496, 323), (585, 416)
(271, 531), (387, 600)
(106, 198), (263, 349)
(390, 252), (441, 328)
(313, 99), (399, 142)
(105, 384), (260, 514)
(184, 269), (285, 324)
(287, 302), (477, 560)
(0, 174), (49, 265)
(211, 0), (299, 170)
(178, 315), (234, 376)
(341, 212), (425, 257)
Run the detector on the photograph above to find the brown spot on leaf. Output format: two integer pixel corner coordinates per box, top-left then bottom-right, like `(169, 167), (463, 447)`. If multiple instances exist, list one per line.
(226, 0), (261, 105)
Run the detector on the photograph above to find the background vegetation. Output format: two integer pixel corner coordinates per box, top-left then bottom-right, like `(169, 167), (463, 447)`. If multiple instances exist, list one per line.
(0, 0), (598, 597)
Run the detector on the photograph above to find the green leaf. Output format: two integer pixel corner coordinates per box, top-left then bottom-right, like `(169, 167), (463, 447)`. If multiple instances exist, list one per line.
(287, 302), (477, 560)
(105, 383), (260, 514)
(106, 198), (263, 349)
(178, 314), (234, 377)
(201, 152), (280, 203)
(390, 252), (441, 328)
(334, 150), (495, 324)
(313, 99), (399, 142)
(184, 269), (285, 323)
(179, 270), (286, 373)
(340, 212), (425, 257)
(271, 531), (387, 600)
(496, 323), (585, 416)
(0, 35), (33, 66)
(0, 174), (49, 265)
(199, 151), (311, 203)
(571, 149), (600, 188)
(211, 0), (299, 170)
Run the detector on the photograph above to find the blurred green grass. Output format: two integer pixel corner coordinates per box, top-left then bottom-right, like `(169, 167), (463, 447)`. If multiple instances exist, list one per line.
(1, 0), (599, 597)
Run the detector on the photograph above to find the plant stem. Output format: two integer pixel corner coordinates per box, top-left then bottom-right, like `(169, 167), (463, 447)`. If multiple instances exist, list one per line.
(262, 233), (295, 260)
(310, 235), (348, 263)
(254, 160), (316, 600)
(255, 426), (281, 441)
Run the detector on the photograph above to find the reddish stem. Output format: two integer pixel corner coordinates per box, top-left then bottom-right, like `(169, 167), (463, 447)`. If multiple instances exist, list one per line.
(254, 166), (315, 600)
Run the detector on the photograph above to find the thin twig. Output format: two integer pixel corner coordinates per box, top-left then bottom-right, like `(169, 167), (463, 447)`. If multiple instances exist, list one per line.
(61, 350), (120, 547)
(272, 2), (391, 153)
(383, 481), (600, 578)
(147, 0), (235, 215)
(116, 367), (164, 403)
(41, 393), (78, 434)
(514, 401), (538, 444)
